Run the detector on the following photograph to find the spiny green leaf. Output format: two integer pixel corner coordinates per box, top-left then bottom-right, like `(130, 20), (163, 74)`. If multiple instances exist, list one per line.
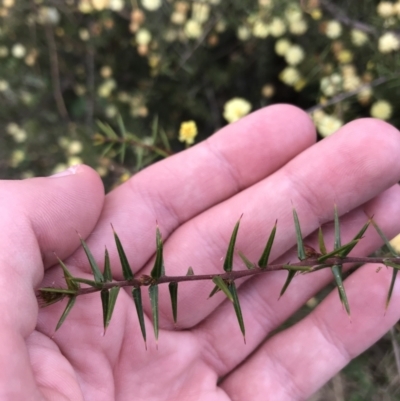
(279, 269), (296, 298)
(80, 236), (104, 283)
(212, 276), (234, 302)
(371, 219), (399, 257)
(151, 226), (164, 279)
(168, 282), (178, 324)
(149, 285), (159, 343)
(386, 268), (398, 310)
(258, 220), (277, 268)
(318, 227), (327, 255)
(334, 205), (341, 250)
(224, 216), (242, 272)
(384, 260), (400, 270)
(71, 277), (98, 287)
(238, 251), (255, 270)
(186, 267), (194, 275)
(39, 287), (77, 295)
(331, 264), (350, 316)
(132, 287), (147, 347)
(57, 257), (79, 291)
(96, 120), (118, 139)
(228, 282), (246, 343)
(55, 296), (77, 331)
(103, 247), (112, 282)
(101, 289), (109, 332)
(208, 284), (221, 298)
(293, 209), (306, 261)
(105, 287), (120, 330)
(317, 239), (360, 263)
(37, 289), (67, 307)
(113, 228), (134, 281)
(338, 220), (371, 257)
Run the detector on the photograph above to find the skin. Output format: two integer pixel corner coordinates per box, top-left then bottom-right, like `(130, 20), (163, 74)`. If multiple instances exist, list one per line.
(2, 104), (400, 401)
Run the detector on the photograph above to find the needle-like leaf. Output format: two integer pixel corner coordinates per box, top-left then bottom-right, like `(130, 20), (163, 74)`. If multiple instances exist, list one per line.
(331, 264), (350, 316)
(132, 287), (147, 347)
(103, 247), (112, 282)
(318, 227), (327, 255)
(55, 296), (77, 331)
(258, 220), (277, 268)
(293, 209), (306, 261)
(186, 267), (194, 275)
(57, 257), (79, 291)
(113, 227), (134, 281)
(238, 251), (255, 269)
(208, 284), (221, 298)
(338, 220), (370, 257)
(168, 282), (178, 324)
(317, 239), (360, 263)
(334, 205), (341, 250)
(212, 276), (234, 302)
(371, 219), (399, 257)
(386, 269), (398, 310)
(279, 269), (296, 298)
(228, 282), (246, 343)
(80, 236), (104, 284)
(151, 226), (164, 279)
(149, 285), (159, 343)
(105, 287), (120, 330)
(101, 289), (109, 331)
(224, 216), (242, 272)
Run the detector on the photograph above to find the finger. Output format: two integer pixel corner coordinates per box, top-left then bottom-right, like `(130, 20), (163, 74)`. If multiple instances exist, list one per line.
(195, 185), (400, 376)
(144, 118), (400, 328)
(0, 165), (104, 399)
(72, 105), (316, 274)
(220, 247), (400, 401)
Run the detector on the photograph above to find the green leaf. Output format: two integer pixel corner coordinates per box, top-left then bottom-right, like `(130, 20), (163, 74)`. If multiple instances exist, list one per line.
(228, 282), (246, 342)
(149, 285), (159, 342)
(293, 209), (306, 261)
(334, 205), (341, 250)
(186, 267), (194, 275)
(317, 239), (360, 262)
(238, 251), (255, 270)
(159, 128), (171, 152)
(113, 228), (134, 280)
(371, 219), (399, 257)
(338, 220), (371, 257)
(132, 287), (147, 347)
(71, 277), (98, 287)
(38, 287), (77, 295)
(151, 226), (164, 279)
(384, 260), (400, 270)
(55, 296), (77, 331)
(386, 268), (398, 310)
(168, 282), (178, 324)
(318, 227), (327, 255)
(57, 257), (79, 291)
(80, 236), (104, 284)
(212, 276), (234, 302)
(258, 220), (277, 268)
(101, 289), (109, 332)
(105, 286), (120, 330)
(96, 120), (118, 139)
(279, 269), (296, 298)
(208, 284), (221, 298)
(283, 264), (312, 272)
(331, 264), (350, 316)
(103, 247), (112, 282)
(224, 216), (242, 272)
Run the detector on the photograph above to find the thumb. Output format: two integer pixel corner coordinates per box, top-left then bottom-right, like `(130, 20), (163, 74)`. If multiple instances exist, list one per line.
(0, 164), (104, 399)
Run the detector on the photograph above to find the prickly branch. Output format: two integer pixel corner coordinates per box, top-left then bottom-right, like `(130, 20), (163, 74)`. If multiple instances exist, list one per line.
(37, 207), (400, 345)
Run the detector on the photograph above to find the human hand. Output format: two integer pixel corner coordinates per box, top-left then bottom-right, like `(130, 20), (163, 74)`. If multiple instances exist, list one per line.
(4, 105), (400, 400)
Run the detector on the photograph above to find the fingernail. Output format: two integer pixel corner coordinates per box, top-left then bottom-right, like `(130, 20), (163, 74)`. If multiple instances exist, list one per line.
(50, 164), (81, 178)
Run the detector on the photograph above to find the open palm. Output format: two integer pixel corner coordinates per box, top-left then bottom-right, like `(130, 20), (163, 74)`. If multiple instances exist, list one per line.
(3, 105), (400, 401)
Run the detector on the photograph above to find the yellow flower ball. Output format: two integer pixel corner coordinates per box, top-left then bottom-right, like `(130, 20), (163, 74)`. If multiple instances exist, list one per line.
(141, 0), (162, 12)
(184, 19), (202, 39)
(351, 29), (368, 46)
(284, 44), (305, 65)
(325, 20), (342, 39)
(377, 1), (394, 18)
(179, 121), (198, 145)
(317, 114), (343, 137)
(370, 100), (392, 120)
(378, 32), (400, 53)
(279, 66), (301, 86)
(223, 98), (252, 123)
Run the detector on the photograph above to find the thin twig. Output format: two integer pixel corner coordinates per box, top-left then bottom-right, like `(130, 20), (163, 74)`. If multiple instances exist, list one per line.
(306, 76), (390, 114)
(320, 0), (377, 36)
